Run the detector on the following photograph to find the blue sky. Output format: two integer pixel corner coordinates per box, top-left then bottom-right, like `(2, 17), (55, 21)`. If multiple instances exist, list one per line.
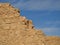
(0, 0), (60, 36)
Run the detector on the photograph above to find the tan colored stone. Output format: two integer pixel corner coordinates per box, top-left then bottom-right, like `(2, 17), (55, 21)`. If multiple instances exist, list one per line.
(0, 3), (60, 45)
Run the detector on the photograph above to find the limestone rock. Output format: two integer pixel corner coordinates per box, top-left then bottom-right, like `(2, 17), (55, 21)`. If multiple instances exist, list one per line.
(45, 36), (60, 45)
(0, 3), (60, 45)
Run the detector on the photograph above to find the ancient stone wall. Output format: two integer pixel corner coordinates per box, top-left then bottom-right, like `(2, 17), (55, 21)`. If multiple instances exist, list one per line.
(0, 3), (60, 45)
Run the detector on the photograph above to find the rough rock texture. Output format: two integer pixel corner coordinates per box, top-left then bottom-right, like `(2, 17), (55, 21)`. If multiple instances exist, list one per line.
(0, 3), (60, 45)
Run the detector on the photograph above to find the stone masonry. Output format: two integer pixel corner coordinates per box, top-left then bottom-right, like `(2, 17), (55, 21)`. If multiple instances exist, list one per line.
(0, 3), (60, 45)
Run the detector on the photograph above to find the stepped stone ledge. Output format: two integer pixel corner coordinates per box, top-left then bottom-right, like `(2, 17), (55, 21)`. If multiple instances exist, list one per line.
(0, 3), (60, 45)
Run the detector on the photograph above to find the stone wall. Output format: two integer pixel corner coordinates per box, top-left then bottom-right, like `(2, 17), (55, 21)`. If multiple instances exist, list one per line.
(0, 3), (60, 45)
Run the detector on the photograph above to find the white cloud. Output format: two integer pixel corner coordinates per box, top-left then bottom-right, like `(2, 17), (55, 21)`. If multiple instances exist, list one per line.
(45, 21), (60, 27)
(40, 21), (60, 36)
(35, 21), (60, 36)
(41, 27), (60, 32)
(12, 0), (60, 10)
(41, 27), (60, 36)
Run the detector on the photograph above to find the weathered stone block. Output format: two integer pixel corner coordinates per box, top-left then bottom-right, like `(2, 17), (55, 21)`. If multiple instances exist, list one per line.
(0, 3), (60, 45)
